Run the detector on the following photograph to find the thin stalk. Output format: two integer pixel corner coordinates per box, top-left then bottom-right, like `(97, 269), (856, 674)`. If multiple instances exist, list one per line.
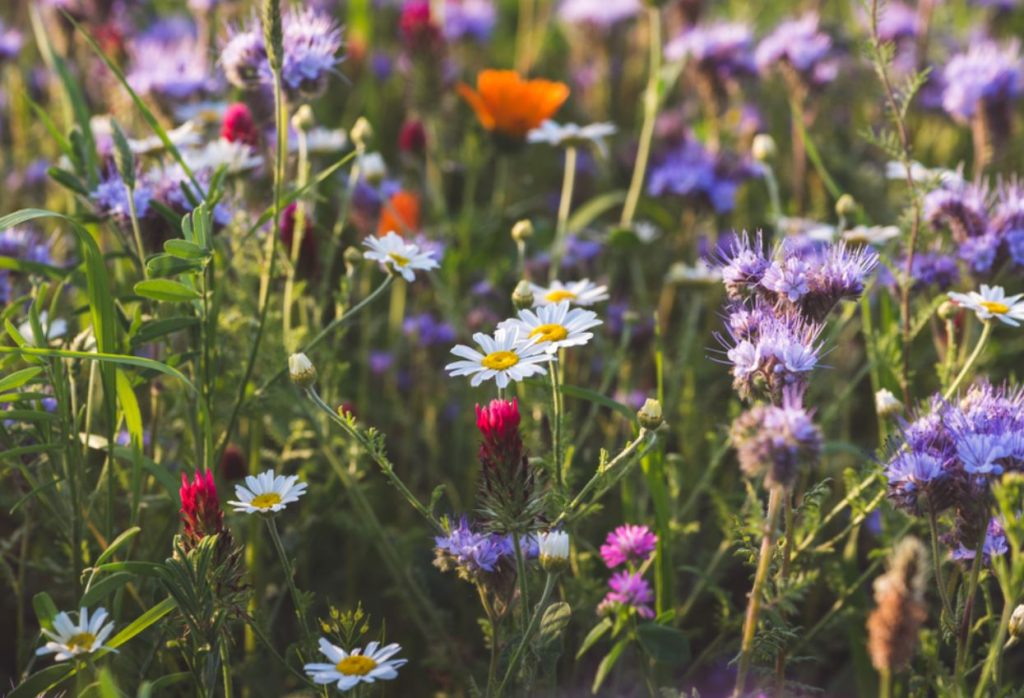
(974, 574), (1013, 698)
(548, 361), (563, 490)
(549, 145), (578, 280)
(733, 487), (783, 698)
(927, 501), (956, 621)
(944, 321), (992, 400)
(511, 533), (531, 627)
(955, 528), (987, 682)
(124, 182), (148, 279)
(265, 517), (313, 654)
(620, 6), (661, 228)
(879, 667), (892, 698)
(477, 583), (500, 696)
(220, 639), (233, 698)
(496, 574), (557, 697)
(282, 124), (311, 352)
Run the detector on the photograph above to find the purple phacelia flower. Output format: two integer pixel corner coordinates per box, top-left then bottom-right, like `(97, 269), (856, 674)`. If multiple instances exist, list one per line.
(0, 19), (23, 62)
(91, 173), (154, 221)
(443, 0), (496, 42)
(557, 0), (641, 29)
(127, 26), (215, 100)
(433, 516), (509, 580)
(600, 524), (658, 568)
(731, 387), (821, 490)
(941, 41), (1023, 122)
(718, 231), (771, 300)
(756, 13), (837, 86)
(665, 22), (756, 82)
(951, 518), (1009, 563)
(647, 139), (757, 213)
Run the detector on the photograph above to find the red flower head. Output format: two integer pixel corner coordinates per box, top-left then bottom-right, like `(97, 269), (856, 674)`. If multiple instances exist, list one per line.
(221, 102), (260, 147)
(399, 0), (443, 53)
(280, 202), (317, 276)
(180, 470), (224, 547)
(398, 119), (427, 154)
(475, 399), (542, 529)
(476, 398), (523, 459)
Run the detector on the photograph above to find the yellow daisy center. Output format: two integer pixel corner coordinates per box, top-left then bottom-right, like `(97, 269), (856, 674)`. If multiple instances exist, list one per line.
(545, 289), (577, 302)
(388, 252), (411, 267)
(66, 632), (95, 652)
(336, 655), (378, 676)
(251, 492), (283, 509)
(481, 350), (520, 370)
(528, 323), (569, 343)
(980, 300), (1009, 314)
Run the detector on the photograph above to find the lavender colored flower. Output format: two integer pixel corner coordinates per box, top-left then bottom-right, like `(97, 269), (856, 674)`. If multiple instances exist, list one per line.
(951, 518), (1009, 563)
(369, 350), (395, 375)
(433, 516), (509, 580)
(402, 313), (456, 345)
(761, 256), (811, 302)
(601, 571), (655, 619)
(557, 0), (641, 29)
(665, 22), (756, 81)
(756, 13), (837, 86)
(731, 388), (821, 490)
(718, 231), (771, 300)
(992, 181), (1024, 266)
(647, 139), (757, 213)
(864, 2), (920, 43)
(443, 0), (496, 42)
(0, 227), (51, 265)
(0, 19), (23, 62)
(885, 452), (947, 511)
(879, 252), (960, 291)
(127, 26), (214, 100)
(221, 25), (267, 88)
(600, 524), (658, 568)
(91, 173), (154, 221)
(924, 179), (990, 238)
(941, 41), (1023, 122)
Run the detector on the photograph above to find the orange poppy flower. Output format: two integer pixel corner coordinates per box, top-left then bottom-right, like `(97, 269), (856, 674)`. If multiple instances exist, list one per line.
(457, 70), (570, 140)
(377, 189), (421, 236)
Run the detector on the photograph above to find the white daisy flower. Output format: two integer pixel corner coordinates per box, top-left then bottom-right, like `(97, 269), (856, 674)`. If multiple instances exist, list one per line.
(874, 388), (903, 417)
(538, 530), (570, 565)
(228, 470), (308, 514)
(304, 638), (407, 692)
(183, 138), (263, 174)
(529, 279), (609, 307)
(359, 152), (387, 182)
(499, 301), (602, 353)
(445, 327), (554, 389)
(885, 160), (963, 187)
(36, 607), (116, 662)
(842, 225), (901, 246)
(777, 216), (836, 242)
(665, 260), (722, 286)
(363, 231), (440, 282)
(528, 120), (617, 155)
(302, 127), (349, 154)
(948, 285), (1024, 326)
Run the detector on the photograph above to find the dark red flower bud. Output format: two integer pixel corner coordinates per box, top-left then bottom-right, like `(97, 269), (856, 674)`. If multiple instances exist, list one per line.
(398, 119), (427, 154)
(399, 1), (443, 53)
(221, 102), (260, 147)
(219, 444), (247, 481)
(180, 470), (224, 548)
(475, 399), (542, 529)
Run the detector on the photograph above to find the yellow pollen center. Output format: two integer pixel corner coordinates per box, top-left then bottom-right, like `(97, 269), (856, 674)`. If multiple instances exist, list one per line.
(545, 289), (577, 302)
(481, 350), (520, 370)
(251, 492), (283, 509)
(336, 655), (378, 676)
(388, 252), (410, 267)
(980, 300), (1009, 314)
(66, 632), (95, 651)
(528, 323), (569, 343)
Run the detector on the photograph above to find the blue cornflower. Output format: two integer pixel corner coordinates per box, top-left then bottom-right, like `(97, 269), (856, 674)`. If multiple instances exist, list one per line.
(91, 173), (154, 221)
(433, 517), (509, 580)
(951, 518), (1009, 563)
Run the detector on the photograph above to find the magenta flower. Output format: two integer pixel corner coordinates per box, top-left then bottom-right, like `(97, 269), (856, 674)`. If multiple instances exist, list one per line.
(602, 570), (655, 619)
(600, 524), (658, 568)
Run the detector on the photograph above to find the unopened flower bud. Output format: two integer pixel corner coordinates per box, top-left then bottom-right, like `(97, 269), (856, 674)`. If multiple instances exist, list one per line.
(836, 194), (857, 218)
(538, 530), (570, 573)
(343, 245), (363, 267)
(752, 134), (776, 161)
(512, 279), (534, 310)
(288, 352), (317, 388)
(938, 301), (958, 321)
(511, 219), (534, 243)
(360, 152), (387, 184)
(350, 117), (373, 147)
(875, 389), (903, 418)
(1008, 604), (1024, 648)
(637, 398), (663, 430)
(291, 104), (315, 132)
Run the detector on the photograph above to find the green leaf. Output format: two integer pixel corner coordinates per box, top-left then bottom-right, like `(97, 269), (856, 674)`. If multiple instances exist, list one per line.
(561, 384), (637, 424)
(133, 279), (201, 303)
(116, 370), (143, 445)
(130, 316), (198, 347)
(97, 668), (120, 698)
(636, 623), (690, 665)
(0, 367), (44, 393)
(145, 254), (206, 277)
(32, 591), (59, 631)
(163, 239), (209, 260)
(0, 346), (194, 392)
(106, 597), (177, 650)
(576, 617), (612, 659)
(568, 191), (627, 232)
(592, 637), (628, 693)
(7, 664), (74, 698)
(80, 572), (135, 609)
(95, 526), (142, 566)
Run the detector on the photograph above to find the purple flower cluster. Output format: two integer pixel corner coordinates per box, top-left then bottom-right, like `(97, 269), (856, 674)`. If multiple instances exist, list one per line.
(730, 387), (822, 490)
(402, 313), (457, 346)
(1, 226), (53, 303)
(443, 0), (496, 42)
(90, 166), (230, 230)
(884, 383), (1024, 560)
(222, 9), (343, 97)
(597, 524), (657, 619)
(941, 40), (1023, 122)
(924, 178), (1024, 273)
(878, 251), (961, 293)
(557, 0), (641, 30)
(665, 22), (756, 83)
(433, 516), (537, 582)
(127, 21), (215, 100)
(0, 19), (23, 63)
(755, 13), (838, 87)
(647, 139), (759, 214)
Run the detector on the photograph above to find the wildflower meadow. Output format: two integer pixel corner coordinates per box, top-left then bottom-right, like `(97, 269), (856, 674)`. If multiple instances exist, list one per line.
(4, 0), (1024, 696)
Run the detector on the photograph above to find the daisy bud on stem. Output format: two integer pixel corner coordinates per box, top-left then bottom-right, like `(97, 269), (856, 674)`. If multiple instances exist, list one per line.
(538, 530), (570, 574)
(637, 398), (663, 430)
(512, 280), (534, 310)
(1006, 605), (1024, 649)
(289, 352), (317, 388)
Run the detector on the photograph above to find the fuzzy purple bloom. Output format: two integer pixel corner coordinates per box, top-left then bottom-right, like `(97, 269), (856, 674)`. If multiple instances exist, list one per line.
(951, 518), (1009, 563)
(434, 517), (509, 578)
(91, 173), (154, 221)
(665, 22), (756, 81)
(443, 0), (496, 41)
(557, 0), (641, 29)
(600, 524), (658, 568)
(127, 24), (215, 100)
(731, 388), (821, 490)
(602, 571), (655, 619)
(941, 41), (1023, 122)
(756, 13), (837, 86)
(647, 140), (757, 213)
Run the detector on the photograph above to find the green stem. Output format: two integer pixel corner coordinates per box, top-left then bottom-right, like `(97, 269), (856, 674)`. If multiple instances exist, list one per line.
(496, 573), (557, 697)
(265, 517), (313, 654)
(620, 6), (661, 228)
(955, 527), (987, 684)
(282, 125), (310, 352)
(733, 487), (783, 698)
(879, 667), (892, 698)
(511, 532), (531, 628)
(124, 182), (148, 279)
(944, 321), (992, 400)
(549, 145), (578, 280)
(548, 361), (563, 491)
(927, 500), (955, 622)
